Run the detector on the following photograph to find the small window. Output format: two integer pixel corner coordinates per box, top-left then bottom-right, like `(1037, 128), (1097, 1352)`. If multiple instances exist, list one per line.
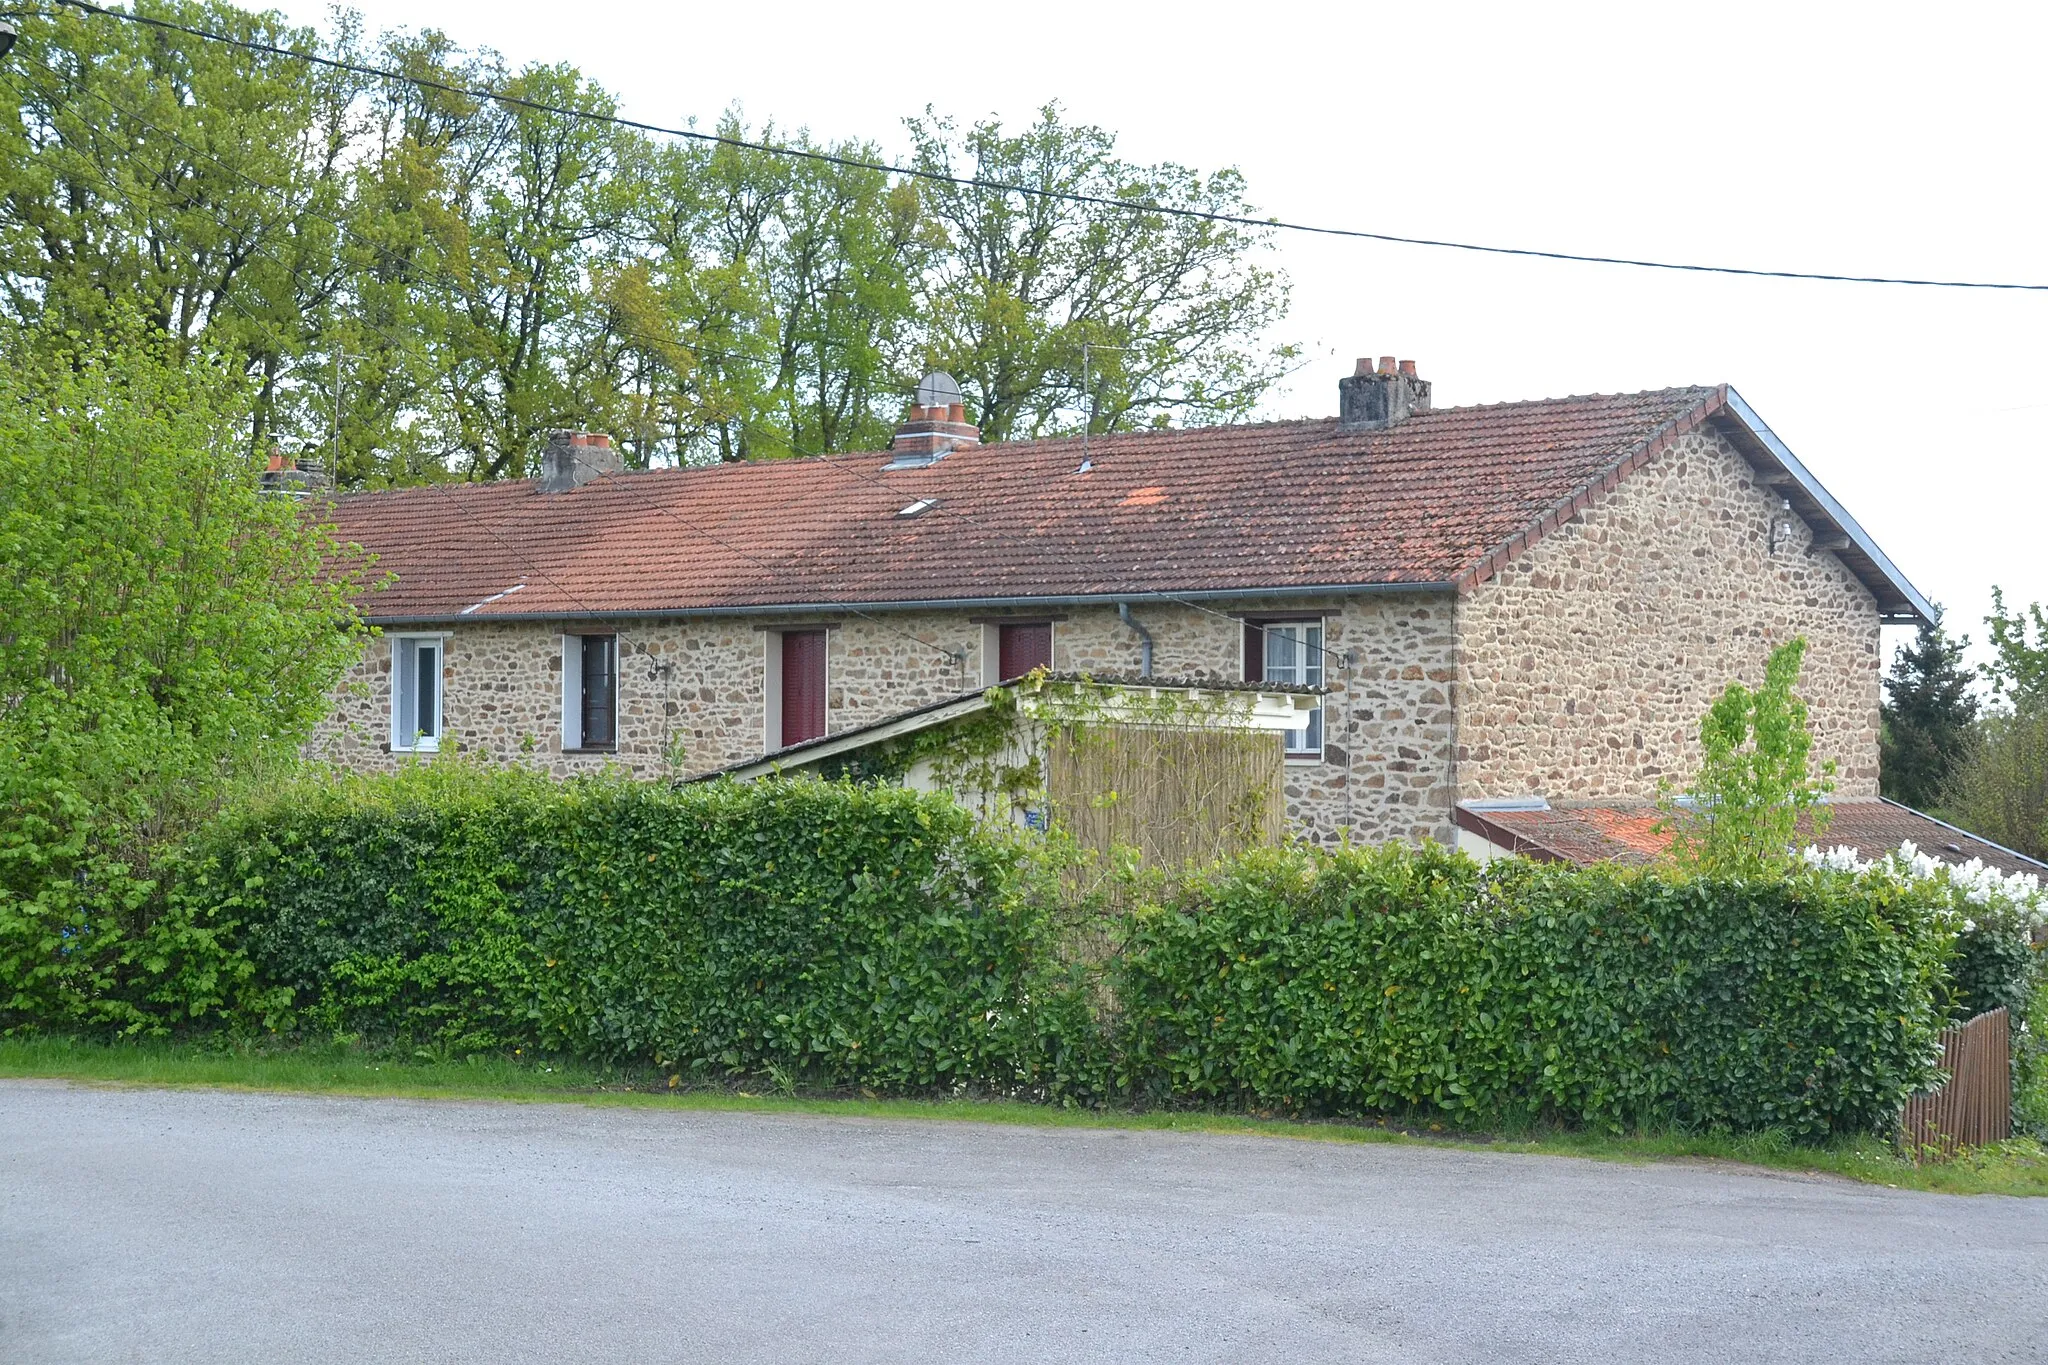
(996, 622), (1053, 681)
(391, 636), (442, 752)
(562, 634), (618, 751)
(779, 630), (827, 747)
(1245, 620), (1324, 759)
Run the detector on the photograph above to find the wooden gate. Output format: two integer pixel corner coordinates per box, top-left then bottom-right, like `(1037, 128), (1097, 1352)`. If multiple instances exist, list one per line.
(1901, 1007), (2011, 1156)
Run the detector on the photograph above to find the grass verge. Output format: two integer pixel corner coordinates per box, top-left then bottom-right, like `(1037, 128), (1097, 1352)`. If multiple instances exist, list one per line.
(3, 1035), (2042, 1197)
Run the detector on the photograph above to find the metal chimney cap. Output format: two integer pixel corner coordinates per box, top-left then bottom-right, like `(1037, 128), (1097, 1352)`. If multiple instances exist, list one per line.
(914, 371), (963, 408)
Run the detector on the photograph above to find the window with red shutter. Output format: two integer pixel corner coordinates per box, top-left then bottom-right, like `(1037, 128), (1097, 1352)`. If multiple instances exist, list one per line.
(780, 630), (827, 746)
(997, 623), (1052, 680)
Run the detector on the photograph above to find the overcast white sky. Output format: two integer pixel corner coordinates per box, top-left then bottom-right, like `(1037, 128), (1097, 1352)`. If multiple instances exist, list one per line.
(276, 0), (2048, 673)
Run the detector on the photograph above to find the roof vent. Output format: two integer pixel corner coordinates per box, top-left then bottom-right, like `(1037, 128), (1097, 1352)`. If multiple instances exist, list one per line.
(1339, 356), (1430, 430)
(889, 371), (980, 463)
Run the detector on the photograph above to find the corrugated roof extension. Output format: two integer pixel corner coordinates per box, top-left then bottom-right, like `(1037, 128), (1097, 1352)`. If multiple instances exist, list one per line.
(327, 385), (1930, 626)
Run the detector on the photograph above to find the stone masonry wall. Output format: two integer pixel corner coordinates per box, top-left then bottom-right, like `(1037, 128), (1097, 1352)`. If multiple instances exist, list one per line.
(1455, 423), (1882, 801)
(310, 593), (1462, 846)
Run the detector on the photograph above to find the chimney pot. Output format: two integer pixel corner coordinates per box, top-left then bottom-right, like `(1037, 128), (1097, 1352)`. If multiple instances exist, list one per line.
(891, 372), (982, 459)
(1338, 355), (1432, 431)
(539, 429), (623, 492)
(1354, 357), (1375, 377)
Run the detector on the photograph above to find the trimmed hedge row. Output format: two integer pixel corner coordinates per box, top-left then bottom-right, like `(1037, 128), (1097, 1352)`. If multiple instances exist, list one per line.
(1118, 846), (1956, 1136)
(169, 767), (1082, 1091)
(59, 766), (1977, 1135)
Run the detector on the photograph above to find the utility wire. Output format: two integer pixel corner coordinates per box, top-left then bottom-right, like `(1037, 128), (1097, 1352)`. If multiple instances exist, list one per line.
(38, 53), (1347, 674)
(10, 62), (627, 632)
(17, 59), (964, 677)
(42, 0), (2048, 294)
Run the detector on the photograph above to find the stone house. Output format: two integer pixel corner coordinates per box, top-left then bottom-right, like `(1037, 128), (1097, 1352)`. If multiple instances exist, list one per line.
(313, 358), (1934, 849)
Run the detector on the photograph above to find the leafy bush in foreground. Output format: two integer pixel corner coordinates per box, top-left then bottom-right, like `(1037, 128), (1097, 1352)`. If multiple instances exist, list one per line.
(1117, 845), (1955, 1137)
(12, 766), (1978, 1137)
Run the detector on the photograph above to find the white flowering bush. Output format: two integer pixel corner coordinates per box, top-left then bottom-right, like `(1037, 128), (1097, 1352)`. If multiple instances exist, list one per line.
(1801, 841), (2048, 1138)
(1801, 841), (2048, 928)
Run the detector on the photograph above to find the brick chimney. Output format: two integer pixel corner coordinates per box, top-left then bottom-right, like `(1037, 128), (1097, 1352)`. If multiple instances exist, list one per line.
(258, 448), (332, 499)
(539, 430), (622, 493)
(889, 371), (980, 461)
(1338, 356), (1430, 430)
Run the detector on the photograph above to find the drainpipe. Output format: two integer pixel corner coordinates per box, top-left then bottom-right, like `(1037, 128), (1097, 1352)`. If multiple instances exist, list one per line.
(1117, 601), (1154, 678)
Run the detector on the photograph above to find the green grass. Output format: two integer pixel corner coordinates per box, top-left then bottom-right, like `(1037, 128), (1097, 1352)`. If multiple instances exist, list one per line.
(4, 1035), (2043, 1197)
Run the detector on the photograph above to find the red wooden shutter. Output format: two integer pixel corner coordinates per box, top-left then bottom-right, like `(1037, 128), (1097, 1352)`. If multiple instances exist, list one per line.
(780, 630), (827, 746)
(998, 623), (1052, 680)
(1243, 622), (1265, 682)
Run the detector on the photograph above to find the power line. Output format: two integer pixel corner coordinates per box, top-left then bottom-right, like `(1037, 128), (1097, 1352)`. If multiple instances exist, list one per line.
(24, 53), (1358, 677)
(42, 0), (2048, 294)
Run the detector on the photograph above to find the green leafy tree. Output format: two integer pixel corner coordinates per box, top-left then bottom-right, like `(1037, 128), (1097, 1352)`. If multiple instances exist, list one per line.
(0, 12), (1298, 480)
(0, 320), (370, 1029)
(1938, 589), (2048, 861)
(904, 103), (1293, 443)
(1664, 637), (1836, 876)
(1944, 708), (2048, 862)
(1982, 585), (2048, 709)
(0, 2), (360, 454)
(1879, 607), (1979, 810)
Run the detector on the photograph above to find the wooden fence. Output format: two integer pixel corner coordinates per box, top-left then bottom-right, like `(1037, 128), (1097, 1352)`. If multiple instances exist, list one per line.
(1900, 1007), (2011, 1156)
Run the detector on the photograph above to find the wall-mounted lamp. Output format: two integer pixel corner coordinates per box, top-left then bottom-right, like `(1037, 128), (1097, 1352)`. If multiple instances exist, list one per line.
(1767, 498), (1795, 555)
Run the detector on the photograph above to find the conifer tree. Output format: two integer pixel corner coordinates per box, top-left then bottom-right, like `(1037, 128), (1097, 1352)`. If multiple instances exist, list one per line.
(1880, 607), (1979, 810)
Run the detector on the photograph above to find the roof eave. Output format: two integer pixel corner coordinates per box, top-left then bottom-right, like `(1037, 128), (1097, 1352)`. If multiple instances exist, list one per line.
(1715, 389), (1934, 626)
(360, 579), (1458, 628)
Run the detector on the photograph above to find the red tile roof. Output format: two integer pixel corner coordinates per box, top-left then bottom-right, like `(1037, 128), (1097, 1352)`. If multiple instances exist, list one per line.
(327, 387), (1735, 621)
(1455, 799), (2047, 876)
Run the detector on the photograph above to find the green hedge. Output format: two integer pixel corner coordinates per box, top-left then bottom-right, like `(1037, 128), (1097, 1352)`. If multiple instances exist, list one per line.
(1116, 845), (1955, 1137)
(166, 767), (1087, 1092)
(16, 767), (1976, 1137)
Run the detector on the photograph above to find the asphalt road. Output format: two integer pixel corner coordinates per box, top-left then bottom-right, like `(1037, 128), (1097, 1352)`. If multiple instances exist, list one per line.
(3, 1081), (2043, 1364)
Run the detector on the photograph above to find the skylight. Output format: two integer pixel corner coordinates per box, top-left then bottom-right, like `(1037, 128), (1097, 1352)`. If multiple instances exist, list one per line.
(897, 498), (938, 518)
(882, 444), (955, 471)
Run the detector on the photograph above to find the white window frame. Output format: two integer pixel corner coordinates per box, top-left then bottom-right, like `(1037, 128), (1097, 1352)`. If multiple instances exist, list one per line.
(982, 620), (1057, 686)
(389, 633), (449, 753)
(1246, 619), (1325, 762)
(764, 627), (832, 753)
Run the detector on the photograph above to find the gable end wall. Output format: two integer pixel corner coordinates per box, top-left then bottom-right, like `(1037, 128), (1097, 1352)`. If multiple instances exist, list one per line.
(1455, 425), (1881, 800)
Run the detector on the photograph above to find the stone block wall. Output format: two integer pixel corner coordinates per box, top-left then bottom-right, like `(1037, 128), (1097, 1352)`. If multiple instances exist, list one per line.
(309, 592), (1461, 846)
(1454, 422), (1883, 801)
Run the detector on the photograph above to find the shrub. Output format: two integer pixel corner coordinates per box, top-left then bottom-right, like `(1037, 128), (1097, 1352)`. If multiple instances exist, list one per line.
(169, 765), (1094, 1091)
(1114, 844), (1955, 1137)
(40, 766), (1973, 1139)
(0, 322), (369, 1032)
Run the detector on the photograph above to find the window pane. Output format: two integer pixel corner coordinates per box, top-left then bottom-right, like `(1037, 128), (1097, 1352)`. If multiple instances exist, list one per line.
(395, 641), (417, 744)
(580, 635), (616, 748)
(1263, 622), (1324, 757)
(416, 643), (438, 739)
(1265, 625), (1301, 682)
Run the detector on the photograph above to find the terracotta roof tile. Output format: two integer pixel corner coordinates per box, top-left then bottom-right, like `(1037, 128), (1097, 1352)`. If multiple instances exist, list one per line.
(326, 387), (1724, 621)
